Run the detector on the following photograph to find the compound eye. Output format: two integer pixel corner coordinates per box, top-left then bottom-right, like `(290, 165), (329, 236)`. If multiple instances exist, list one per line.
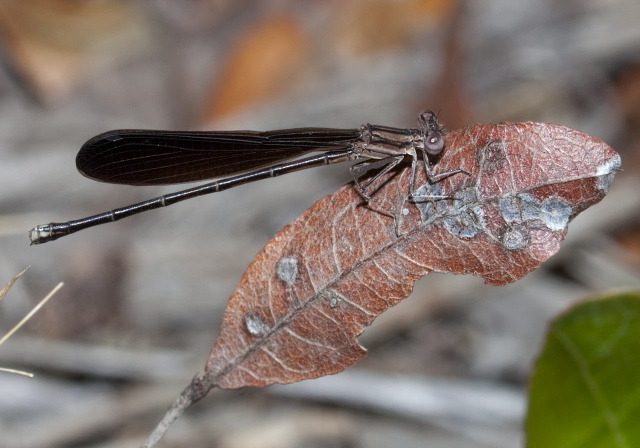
(424, 132), (444, 155)
(417, 110), (435, 130)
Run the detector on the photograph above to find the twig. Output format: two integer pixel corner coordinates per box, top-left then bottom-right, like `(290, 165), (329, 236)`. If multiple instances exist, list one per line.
(143, 374), (214, 448)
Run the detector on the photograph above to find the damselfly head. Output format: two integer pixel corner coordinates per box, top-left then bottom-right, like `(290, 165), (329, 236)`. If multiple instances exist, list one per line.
(418, 110), (445, 155)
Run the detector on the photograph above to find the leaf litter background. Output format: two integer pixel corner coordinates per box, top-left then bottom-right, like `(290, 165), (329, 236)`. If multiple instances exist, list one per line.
(0, 1), (637, 447)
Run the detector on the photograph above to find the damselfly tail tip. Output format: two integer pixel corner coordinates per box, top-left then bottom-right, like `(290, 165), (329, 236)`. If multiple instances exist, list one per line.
(29, 225), (50, 245)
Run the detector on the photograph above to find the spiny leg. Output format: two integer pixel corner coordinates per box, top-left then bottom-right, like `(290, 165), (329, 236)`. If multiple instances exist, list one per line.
(410, 150), (470, 202)
(350, 155), (405, 235)
(351, 155), (405, 200)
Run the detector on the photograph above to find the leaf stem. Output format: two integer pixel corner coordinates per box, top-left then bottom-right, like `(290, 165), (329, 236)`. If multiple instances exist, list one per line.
(142, 374), (214, 448)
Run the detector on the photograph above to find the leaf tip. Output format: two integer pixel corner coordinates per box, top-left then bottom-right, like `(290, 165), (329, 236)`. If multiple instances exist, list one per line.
(595, 152), (621, 194)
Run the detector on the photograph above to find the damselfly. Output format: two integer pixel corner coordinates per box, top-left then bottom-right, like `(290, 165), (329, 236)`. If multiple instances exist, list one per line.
(29, 110), (464, 244)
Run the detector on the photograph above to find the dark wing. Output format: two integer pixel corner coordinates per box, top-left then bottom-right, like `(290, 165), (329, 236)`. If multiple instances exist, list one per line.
(76, 128), (361, 185)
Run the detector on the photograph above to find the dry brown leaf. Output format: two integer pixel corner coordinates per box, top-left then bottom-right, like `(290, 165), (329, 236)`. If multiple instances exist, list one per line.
(332, 0), (453, 57)
(0, 0), (147, 102)
(201, 14), (308, 122)
(204, 121), (620, 389)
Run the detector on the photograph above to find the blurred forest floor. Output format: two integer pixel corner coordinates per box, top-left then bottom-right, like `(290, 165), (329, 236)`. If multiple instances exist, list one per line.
(0, 1), (639, 447)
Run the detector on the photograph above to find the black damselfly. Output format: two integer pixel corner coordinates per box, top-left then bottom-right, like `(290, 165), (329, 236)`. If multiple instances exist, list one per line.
(29, 110), (463, 244)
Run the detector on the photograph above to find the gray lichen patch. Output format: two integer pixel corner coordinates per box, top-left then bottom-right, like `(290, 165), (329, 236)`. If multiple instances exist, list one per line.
(499, 225), (529, 250)
(414, 185), (484, 239)
(540, 199), (572, 231)
(244, 312), (270, 337)
(276, 256), (299, 286)
(413, 182), (448, 222)
(499, 193), (573, 233)
(499, 194), (540, 222)
(319, 290), (342, 309)
(443, 205), (484, 239)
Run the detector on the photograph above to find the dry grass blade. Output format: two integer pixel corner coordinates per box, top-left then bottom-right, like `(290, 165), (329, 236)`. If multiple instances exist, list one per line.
(0, 266), (30, 302)
(0, 268), (63, 377)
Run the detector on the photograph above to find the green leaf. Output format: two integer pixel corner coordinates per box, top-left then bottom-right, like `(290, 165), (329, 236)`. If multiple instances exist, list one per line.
(526, 292), (640, 448)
